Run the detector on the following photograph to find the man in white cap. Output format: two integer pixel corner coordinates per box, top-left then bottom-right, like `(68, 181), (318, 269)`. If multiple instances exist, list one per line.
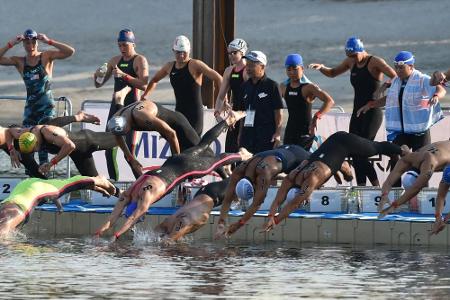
(141, 35), (223, 135)
(237, 50), (284, 154)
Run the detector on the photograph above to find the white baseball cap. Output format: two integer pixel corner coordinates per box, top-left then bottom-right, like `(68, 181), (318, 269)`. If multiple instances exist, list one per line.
(244, 50), (267, 66)
(172, 35), (191, 52)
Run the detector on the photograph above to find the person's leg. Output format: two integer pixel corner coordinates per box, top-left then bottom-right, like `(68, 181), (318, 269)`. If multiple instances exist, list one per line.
(157, 106), (200, 151)
(70, 153), (99, 176)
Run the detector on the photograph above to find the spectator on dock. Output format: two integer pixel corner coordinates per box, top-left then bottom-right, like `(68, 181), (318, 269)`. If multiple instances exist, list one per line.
(358, 51), (446, 186)
(238, 50), (284, 153)
(92, 29), (149, 181)
(309, 37), (396, 186)
(214, 38), (249, 153)
(280, 53), (334, 150)
(0, 29), (75, 166)
(141, 35), (223, 135)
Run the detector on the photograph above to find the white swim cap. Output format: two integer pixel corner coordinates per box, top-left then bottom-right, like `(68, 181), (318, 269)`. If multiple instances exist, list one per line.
(402, 170), (419, 189)
(106, 116), (127, 135)
(172, 35), (191, 52)
(286, 187), (302, 203)
(235, 178), (254, 200)
(228, 38), (248, 55)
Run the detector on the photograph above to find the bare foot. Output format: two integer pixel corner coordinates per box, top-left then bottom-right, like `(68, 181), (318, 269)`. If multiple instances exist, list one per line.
(75, 111), (100, 125)
(93, 176), (119, 196)
(238, 147), (253, 161)
(400, 145), (411, 157)
(225, 110), (246, 126)
(113, 86), (132, 105)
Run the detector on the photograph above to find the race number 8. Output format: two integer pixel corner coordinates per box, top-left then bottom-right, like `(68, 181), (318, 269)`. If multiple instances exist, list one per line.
(321, 196), (329, 206)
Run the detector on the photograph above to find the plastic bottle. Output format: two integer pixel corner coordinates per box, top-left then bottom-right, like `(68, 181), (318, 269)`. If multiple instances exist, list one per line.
(95, 63), (108, 84)
(347, 190), (359, 214)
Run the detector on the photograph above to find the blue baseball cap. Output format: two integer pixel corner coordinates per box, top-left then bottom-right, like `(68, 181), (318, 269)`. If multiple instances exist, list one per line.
(285, 54), (303, 67)
(118, 29), (135, 43)
(345, 37), (364, 53)
(442, 165), (450, 185)
(394, 51), (415, 65)
(23, 29), (37, 40)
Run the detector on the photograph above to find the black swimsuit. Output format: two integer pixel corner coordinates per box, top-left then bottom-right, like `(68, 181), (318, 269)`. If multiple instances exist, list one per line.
(308, 131), (402, 175)
(169, 60), (203, 135)
(194, 178), (230, 207)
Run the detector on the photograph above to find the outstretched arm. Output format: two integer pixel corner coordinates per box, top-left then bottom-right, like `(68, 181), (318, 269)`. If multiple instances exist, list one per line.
(378, 157), (410, 212)
(227, 172), (271, 236)
(141, 63), (171, 100)
(431, 181), (450, 235)
(379, 157), (435, 217)
(308, 59), (351, 78)
(115, 135), (143, 177)
(114, 192), (153, 239)
(95, 195), (128, 236)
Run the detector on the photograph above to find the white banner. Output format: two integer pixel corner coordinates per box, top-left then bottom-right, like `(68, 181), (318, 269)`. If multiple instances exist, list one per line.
(82, 101), (449, 187)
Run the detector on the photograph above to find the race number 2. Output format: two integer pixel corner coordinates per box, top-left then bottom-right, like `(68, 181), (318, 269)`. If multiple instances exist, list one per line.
(0, 178), (22, 201)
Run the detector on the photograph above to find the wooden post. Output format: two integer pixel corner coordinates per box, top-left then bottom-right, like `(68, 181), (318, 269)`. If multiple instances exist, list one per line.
(193, 0), (235, 108)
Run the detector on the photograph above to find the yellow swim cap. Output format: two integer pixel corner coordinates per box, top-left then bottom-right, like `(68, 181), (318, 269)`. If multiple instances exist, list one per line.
(18, 132), (37, 153)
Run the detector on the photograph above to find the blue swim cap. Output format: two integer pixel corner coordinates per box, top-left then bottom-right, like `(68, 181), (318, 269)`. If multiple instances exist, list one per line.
(23, 29), (37, 40)
(124, 201), (145, 223)
(124, 201), (137, 218)
(235, 178), (254, 200)
(118, 29), (135, 43)
(285, 54), (303, 67)
(442, 165), (450, 185)
(345, 37), (364, 53)
(394, 51), (415, 65)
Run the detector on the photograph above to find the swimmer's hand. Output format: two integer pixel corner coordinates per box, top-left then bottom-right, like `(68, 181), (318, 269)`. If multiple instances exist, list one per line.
(262, 216), (276, 233)
(308, 63), (323, 70)
(356, 103), (372, 118)
(9, 148), (21, 168)
(214, 223), (229, 240)
(378, 205), (394, 219)
(39, 162), (53, 174)
(226, 222), (242, 236)
(431, 217), (446, 235)
(430, 71), (446, 86)
(377, 194), (390, 213)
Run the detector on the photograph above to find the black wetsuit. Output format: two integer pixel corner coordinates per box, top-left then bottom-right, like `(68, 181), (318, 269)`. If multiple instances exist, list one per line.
(194, 178), (230, 207)
(283, 83), (313, 149)
(144, 120), (241, 197)
(39, 128), (118, 176)
(349, 56), (383, 185)
(254, 144), (310, 173)
(106, 56), (139, 179)
(308, 131), (401, 175)
(170, 60), (203, 135)
(225, 67), (245, 153)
